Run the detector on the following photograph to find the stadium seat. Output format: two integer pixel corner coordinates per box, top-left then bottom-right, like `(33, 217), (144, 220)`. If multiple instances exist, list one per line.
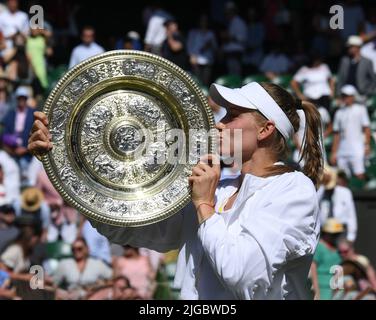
(214, 74), (242, 88)
(242, 74), (268, 85)
(46, 241), (72, 260)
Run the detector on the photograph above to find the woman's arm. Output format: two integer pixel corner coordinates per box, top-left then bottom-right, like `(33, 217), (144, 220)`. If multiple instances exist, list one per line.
(310, 262), (320, 300)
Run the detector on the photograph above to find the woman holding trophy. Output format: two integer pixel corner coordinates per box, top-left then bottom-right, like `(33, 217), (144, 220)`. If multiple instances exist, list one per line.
(29, 81), (323, 300)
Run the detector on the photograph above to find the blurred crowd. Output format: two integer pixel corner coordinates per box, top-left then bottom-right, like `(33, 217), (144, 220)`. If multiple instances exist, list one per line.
(0, 0), (376, 300)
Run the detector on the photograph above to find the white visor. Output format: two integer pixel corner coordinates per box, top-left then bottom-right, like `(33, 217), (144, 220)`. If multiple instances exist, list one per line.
(210, 82), (294, 140)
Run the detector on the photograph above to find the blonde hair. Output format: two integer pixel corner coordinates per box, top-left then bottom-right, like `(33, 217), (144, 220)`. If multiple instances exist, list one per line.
(254, 82), (323, 186)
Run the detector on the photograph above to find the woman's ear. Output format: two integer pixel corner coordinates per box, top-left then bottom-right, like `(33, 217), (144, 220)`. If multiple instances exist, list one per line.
(257, 121), (276, 141)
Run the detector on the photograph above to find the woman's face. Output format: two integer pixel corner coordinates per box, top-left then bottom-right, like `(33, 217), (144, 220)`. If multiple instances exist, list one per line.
(72, 240), (88, 260)
(216, 106), (260, 162)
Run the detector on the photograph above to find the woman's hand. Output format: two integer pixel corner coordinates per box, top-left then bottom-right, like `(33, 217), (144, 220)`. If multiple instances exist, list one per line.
(28, 111), (53, 157)
(188, 154), (221, 224)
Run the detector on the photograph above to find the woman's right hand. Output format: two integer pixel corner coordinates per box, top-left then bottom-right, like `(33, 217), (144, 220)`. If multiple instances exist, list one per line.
(28, 111), (53, 157)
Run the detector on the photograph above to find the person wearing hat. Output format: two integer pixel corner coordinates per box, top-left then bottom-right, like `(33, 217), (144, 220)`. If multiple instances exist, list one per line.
(29, 80), (325, 300)
(330, 84), (371, 180)
(310, 218), (344, 300)
(336, 35), (376, 97)
(317, 165), (358, 242)
(1, 85), (35, 184)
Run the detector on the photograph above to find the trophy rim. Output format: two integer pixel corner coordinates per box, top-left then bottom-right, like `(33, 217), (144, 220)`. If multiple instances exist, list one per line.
(41, 50), (215, 227)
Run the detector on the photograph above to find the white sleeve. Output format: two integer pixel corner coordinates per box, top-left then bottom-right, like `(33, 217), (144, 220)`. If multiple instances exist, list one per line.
(198, 175), (319, 297)
(68, 48), (78, 69)
(332, 111), (340, 132)
(360, 107), (370, 127)
(344, 188), (357, 242)
(88, 202), (195, 253)
(293, 67), (305, 83)
(144, 16), (159, 45)
(324, 64), (332, 78)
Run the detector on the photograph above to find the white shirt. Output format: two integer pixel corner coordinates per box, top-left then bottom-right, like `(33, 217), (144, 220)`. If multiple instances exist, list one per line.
(293, 64), (332, 100)
(260, 53), (291, 74)
(144, 11), (168, 47)
(0, 9), (29, 50)
(90, 171), (320, 300)
(0, 150), (20, 203)
(360, 42), (376, 73)
(317, 185), (357, 242)
(68, 42), (105, 69)
(333, 103), (370, 157)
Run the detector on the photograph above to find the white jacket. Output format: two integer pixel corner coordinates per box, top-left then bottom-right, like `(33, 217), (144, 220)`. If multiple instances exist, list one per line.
(89, 171), (320, 300)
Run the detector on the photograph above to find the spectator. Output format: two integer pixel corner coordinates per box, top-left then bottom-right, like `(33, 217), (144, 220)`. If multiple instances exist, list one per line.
(243, 7), (265, 74)
(110, 276), (140, 300)
(338, 239), (376, 291)
(290, 53), (335, 110)
(122, 31), (142, 50)
(3, 31), (32, 83)
(360, 8), (376, 73)
(340, 0), (365, 41)
(187, 14), (217, 86)
(0, 149), (20, 204)
(0, 0), (29, 60)
(0, 204), (18, 254)
(113, 245), (155, 299)
(1, 86), (35, 184)
(161, 18), (188, 70)
(68, 26), (104, 69)
(330, 85), (371, 180)
(336, 35), (376, 97)
(53, 237), (112, 295)
(0, 71), (12, 122)
(143, 3), (171, 55)
(221, 2), (247, 76)
(317, 165), (358, 242)
(0, 224), (41, 273)
(310, 218), (344, 300)
(13, 187), (51, 242)
(260, 43), (291, 81)
(26, 27), (51, 94)
(47, 204), (78, 245)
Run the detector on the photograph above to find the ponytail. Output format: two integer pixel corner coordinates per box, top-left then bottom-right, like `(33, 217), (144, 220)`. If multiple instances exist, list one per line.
(298, 101), (324, 186)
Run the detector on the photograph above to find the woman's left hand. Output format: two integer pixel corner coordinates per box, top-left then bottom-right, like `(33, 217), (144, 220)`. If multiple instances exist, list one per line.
(188, 154), (221, 210)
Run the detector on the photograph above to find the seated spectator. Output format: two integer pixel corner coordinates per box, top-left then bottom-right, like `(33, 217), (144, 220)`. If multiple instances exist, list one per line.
(113, 245), (155, 299)
(290, 53), (335, 110)
(1, 86), (35, 185)
(86, 276), (140, 300)
(221, 2), (247, 76)
(0, 204), (18, 254)
(330, 85), (371, 180)
(317, 166), (358, 242)
(338, 239), (376, 291)
(310, 218), (344, 300)
(68, 26), (104, 69)
(0, 149), (20, 204)
(336, 35), (376, 98)
(0, 0), (29, 69)
(260, 44), (291, 81)
(187, 14), (217, 86)
(0, 71), (12, 122)
(0, 224), (41, 273)
(161, 18), (188, 70)
(243, 7), (265, 74)
(47, 203), (78, 245)
(53, 237), (112, 299)
(122, 31), (142, 50)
